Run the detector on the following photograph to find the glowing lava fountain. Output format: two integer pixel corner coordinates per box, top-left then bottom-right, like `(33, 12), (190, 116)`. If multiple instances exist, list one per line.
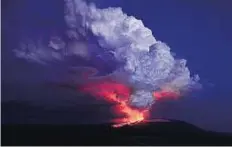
(79, 81), (147, 127)
(79, 80), (179, 128)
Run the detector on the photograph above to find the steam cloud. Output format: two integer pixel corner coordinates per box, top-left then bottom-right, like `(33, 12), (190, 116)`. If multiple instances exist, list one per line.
(13, 0), (200, 109)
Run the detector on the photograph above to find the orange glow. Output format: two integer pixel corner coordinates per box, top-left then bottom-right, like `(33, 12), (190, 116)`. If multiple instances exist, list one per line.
(79, 81), (148, 127)
(153, 91), (180, 100)
(79, 80), (181, 127)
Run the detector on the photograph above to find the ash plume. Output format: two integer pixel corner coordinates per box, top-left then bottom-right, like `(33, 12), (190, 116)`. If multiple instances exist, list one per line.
(13, 0), (201, 110)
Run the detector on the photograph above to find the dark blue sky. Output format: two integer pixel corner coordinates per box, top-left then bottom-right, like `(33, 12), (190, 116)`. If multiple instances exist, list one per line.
(2, 0), (232, 132)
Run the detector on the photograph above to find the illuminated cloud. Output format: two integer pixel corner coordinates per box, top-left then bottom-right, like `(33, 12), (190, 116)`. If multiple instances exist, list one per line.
(13, 0), (200, 109)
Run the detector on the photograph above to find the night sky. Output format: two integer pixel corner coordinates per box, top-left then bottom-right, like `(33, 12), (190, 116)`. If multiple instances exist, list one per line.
(1, 0), (232, 132)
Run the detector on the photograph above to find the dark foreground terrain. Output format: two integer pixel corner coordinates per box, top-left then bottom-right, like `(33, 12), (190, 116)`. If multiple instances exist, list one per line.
(2, 101), (232, 145)
(2, 120), (232, 146)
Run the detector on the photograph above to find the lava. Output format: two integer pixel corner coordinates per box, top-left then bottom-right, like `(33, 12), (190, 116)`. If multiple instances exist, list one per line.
(79, 81), (148, 127)
(79, 80), (180, 127)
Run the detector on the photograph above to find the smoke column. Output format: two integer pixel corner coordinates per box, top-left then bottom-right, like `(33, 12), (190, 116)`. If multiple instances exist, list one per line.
(13, 0), (201, 127)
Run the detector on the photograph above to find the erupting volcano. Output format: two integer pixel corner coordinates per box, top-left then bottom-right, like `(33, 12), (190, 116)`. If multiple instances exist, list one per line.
(79, 80), (179, 127)
(13, 0), (201, 128)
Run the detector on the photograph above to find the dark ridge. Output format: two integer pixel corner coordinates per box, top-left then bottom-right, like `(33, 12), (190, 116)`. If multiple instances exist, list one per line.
(2, 122), (232, 146)
(2, 101), (232, 145)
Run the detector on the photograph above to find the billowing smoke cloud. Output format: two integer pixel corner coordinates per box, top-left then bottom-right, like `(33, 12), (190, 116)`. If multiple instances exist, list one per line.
(13, 0), (200, 110)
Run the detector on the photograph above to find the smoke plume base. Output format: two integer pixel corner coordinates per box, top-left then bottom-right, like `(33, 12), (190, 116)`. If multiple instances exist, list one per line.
(79, 78), (179, 127)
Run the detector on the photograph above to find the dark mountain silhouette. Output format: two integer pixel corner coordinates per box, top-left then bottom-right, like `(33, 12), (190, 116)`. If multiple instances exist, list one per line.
(2, 101), (232, 145)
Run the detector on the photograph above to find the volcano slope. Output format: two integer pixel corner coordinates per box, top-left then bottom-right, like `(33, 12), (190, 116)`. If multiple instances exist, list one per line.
(2, 116), (232, 146)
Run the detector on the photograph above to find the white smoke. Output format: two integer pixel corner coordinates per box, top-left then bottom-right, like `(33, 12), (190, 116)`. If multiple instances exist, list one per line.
(13, 0), (200, 109)
(129, 90), (155, 109)
(13, 38), (65, 65)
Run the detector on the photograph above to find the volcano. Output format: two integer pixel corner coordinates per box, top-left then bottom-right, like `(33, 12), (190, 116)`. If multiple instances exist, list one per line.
(2, 118), (232, 146)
